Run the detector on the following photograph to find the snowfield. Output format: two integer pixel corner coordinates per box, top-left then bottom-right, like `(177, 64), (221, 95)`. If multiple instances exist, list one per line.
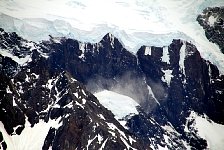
(186, 112), (224, 150)
(0, 0), (224, 73)
(0, 117), (62, 150)
(0, 50), (31, 65)
(1, 1), (224, 149)
(94, 90), (139, 120)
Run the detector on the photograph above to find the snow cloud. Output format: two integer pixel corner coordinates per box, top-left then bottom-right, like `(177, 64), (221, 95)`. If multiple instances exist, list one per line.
(86, 72), (160, 113)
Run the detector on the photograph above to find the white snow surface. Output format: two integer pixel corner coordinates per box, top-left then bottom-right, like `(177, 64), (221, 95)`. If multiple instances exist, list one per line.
(208, 15), (217, 26)
(144, 46), (151, 55)
(162, 69), (173, 86)
(179, 41), (186, 75)
(147, 85), (160, 105)
(162, 46), (170, 64)
(94, 90), (139, 120)
(0, 50), (30, 65)
(0, 117), (62, 150)
(187, 111), (224, 150)
(0, 0), (224, 73)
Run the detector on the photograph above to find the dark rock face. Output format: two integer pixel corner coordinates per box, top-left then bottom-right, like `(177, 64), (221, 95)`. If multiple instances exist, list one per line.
(0, 29), (143, 150)
(137, 39), (224, 122)
(0, 28), (224, 149)
(136, 39), (224, 149)
(197, 6), (224, 53)
(45, 33), (139, 83)
(43, 33), (154, 109)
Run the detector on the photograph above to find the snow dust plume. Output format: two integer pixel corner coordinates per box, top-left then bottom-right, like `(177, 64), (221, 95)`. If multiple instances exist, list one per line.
(86, 72), (167, 113)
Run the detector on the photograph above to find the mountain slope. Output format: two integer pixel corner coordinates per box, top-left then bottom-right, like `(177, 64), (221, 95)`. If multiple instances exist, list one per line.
(0, 29), (143, 150)
(0, 28), (224, 149)
(197, 6), (224, 53)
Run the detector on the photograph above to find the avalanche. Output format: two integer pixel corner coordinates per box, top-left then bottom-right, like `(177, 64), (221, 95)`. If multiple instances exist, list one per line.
(94, 90), (139, 127)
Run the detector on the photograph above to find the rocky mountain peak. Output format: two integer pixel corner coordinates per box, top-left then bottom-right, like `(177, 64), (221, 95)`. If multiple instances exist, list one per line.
(0, 29), (224, 149)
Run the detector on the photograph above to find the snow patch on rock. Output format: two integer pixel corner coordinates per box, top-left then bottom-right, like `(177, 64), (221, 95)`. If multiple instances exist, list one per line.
(179, 42), (186, 76)
(0, 50), (30, 65)
(0, 117), (62, 150)
(94, 90), (139, 121)
(186, 111), (224, 150)
(162, 69), (173, 86)
(144, 46), (151, 55)
(162, 46), (170, 64)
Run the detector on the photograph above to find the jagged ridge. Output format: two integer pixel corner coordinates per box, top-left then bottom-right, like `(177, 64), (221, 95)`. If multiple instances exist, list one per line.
(0, 28), (224, 149)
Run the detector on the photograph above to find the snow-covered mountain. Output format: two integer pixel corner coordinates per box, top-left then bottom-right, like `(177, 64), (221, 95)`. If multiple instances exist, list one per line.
(0, 29), (143, 150)
(0, 0), (224, 149)
(0, 27), (224, 149)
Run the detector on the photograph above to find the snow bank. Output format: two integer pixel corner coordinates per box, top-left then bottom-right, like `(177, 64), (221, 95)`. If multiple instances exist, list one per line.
(94, 90), (139, 120)
(187, 112), (224, 150)
(0, 50), (30, 65)
(0, 117), (62, 150)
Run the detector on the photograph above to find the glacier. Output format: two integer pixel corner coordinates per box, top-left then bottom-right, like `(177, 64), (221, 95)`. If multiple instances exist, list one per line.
(0, 0), (224, 73)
